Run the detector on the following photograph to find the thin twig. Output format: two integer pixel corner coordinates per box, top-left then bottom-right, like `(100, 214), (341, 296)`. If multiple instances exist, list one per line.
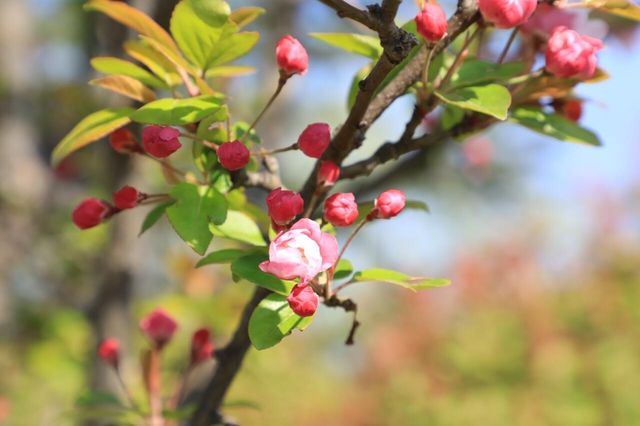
(241, 75), (288, 143)
(497, 27), (519, 64)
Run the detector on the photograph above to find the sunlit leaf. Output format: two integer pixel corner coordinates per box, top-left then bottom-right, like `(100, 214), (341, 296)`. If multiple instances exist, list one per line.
(84, 0), (178, 52)
(231, 253), (294, 295)
(206, 65), (256, 78)
(509, 107), (602, 146)
(90, 57), (168, 89)
(450, 59), (524, 89)
(166, 183), (227, 255)
(248, 293), (314, 350)
(123, 40), (182, 86)
(209, 210), (267, 247)
(352, 268), (451, 291)
(590, 0), (640, 21)
(90, 75), (156, 103)
(229, 7), (265, 28)
(435, 84), (511, 120)
(208, 32), (260, 67)
(131, 95), (223, 125)
(51, 108), (133, 166)
(190, 0), (231, 26)
(309, 33), (382, 59)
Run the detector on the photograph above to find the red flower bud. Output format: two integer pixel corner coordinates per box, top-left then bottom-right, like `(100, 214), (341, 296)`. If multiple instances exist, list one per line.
(276, 35), (309, 76)
(478, 0), (537, 29)
(317, 161), (340, 187)
(72, 197), (112, 229)
(217, 140), (250, 171)
(287, 284), (318, 317)
(142, 125), (182, 158)
(139, 308), (178, 349)
(324, 192), (359, 227)
(415, 3), (448, 42)
(113, 185), (141, 210)
(190, 328), (215, 365)
(372, 189), (406, 219)
(98, 338), (120, 369)
(266, 188), (304, 226)
(560, 100), (583, 122)
(545, 27), (602, 79)
(109, 128), (140, 154)
(298, 123), (331, 159)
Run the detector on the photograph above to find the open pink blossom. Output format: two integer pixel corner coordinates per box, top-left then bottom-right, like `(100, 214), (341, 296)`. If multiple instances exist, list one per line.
(545, 26), (603, 79)
(260, 218), (338, 283)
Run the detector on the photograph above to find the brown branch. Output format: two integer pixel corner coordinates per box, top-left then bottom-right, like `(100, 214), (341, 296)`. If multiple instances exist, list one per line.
(316, 0), (378, 30)
(188, 287), (270, 426)
(300, 0), (481, 214)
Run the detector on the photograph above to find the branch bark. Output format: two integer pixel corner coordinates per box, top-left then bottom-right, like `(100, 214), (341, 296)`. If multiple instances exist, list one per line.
(188, 287), (270, 426)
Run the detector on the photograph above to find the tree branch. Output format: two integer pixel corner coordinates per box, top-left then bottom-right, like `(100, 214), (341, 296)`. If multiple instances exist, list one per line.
(188, 287), (270, 426)
(317, 0), (378, 30)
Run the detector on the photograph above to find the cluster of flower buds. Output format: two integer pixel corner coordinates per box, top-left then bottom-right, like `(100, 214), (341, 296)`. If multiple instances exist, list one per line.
(98, 308), (216, 372)
(71, 185), (147, 229)
(260, 188), (407, 317)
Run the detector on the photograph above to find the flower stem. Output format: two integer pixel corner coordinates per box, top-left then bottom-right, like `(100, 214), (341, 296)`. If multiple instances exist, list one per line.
(115, 369), (138, 410)
(497, 27), (519, 64)
(437, 26), (481, 90)
(179, 132), (218, 150)
(255, 142), (299, 157)
(241, 74), (289, 143)
(148, 349), (164, 426)
(327, 218), (370, 298)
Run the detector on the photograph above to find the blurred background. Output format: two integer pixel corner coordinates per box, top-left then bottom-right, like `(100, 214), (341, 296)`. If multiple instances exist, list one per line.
(1, 0), (640, 424)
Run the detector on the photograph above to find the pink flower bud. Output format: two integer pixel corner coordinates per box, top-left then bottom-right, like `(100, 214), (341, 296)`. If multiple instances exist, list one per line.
(324, 192), (359, 227)
(276, 35), (309, 76)
(113, 185), (141, 210)
(372, 189), (406, 219)
(545, 27), (603, 79)
(110, 128), (141, 154)
(190, 328), (215, 365)
(72, 197), (112, 229)
(98, 338), (120, 369)
(478, 0), (537, 29)
(260, 218), (338, 283)
(415, 3), (448, 42)
(317, 161), (340, 187)
(287, 284), (318, 317)
(217, 140), (250, 171)
(142, 125), (182, 158)
(298, 123), (331, 159)
(560, 99), (583, 122)
(266, 188), (304, 226)
(139, 308), (178, 349)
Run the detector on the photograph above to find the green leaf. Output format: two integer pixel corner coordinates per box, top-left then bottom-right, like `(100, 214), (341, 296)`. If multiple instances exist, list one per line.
(51, 108), (133, 166)
(207, 32), (260, 67)
(171, 0), (235, 72)
(196, 248), (247, 267)
(85, 0), (178, 53)
(356, 200), (429, 222)
(509, 107), (602, 146)
(190, 0), (231, 27)
(435, 84), (511, 120)
(166, 183), (227, 255)
(209, 210), (266, 246)
(139, 200), (174, 236)
(248, 293), (314, 350)
(309, 33), (382, 59)
(89, 75), (156, 103)
(352, 268), (451, 292)
(206, 65), (256, 78)
(230, 253), (294, 295)
(131, 95), (223, 125)
(123, 40), (181, 86)
(450, 59), (524, 89)
(333, 259), (354, 280)
(441, 104), (465, 131)
(90, 57), (168, 89)
(229, 7), (265, 28)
